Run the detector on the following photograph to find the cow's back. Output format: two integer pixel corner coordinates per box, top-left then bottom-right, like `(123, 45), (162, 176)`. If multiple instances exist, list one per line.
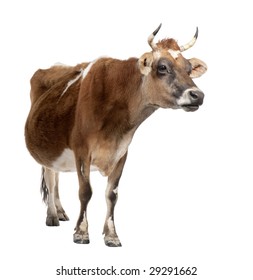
(25, 63), (87, 166)
(29, 63), (88, 104)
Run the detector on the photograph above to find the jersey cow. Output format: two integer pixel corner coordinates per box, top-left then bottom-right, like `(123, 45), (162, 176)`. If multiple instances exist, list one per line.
(25, 24), (207, 246)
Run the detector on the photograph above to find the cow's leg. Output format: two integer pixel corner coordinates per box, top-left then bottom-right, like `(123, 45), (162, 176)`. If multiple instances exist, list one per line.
(54, 173), (69, 221)
(73, 158), (92, 244)
(103, 153), (127, 247)
(42, 167), (60, 226)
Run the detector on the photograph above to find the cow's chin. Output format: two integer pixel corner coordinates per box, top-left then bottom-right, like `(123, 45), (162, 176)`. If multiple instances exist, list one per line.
(181, 105), (199, 112)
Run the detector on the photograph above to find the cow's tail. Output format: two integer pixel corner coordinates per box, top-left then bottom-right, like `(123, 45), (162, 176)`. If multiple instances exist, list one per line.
(40, 167), (49, 205)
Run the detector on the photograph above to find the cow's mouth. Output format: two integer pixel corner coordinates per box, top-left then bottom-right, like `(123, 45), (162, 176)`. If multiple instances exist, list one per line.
(181, 105), (199, 112)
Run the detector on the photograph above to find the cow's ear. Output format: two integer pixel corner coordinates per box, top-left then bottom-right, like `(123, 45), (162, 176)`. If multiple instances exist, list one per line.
(138, 53), (153, 75)
(188, 58), (207, 78)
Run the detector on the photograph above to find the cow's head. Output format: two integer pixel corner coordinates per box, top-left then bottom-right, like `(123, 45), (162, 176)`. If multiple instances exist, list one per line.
(138, 24), (207, 112)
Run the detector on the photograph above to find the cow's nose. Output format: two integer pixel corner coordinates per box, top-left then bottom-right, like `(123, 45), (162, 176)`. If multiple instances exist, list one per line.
(188, 90), (204, 105)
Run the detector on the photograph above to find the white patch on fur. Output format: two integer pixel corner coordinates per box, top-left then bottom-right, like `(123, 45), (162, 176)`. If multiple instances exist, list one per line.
(114, 133), (132, 163)
(113, 187), (118, 195)
(177, 87), (199, 106)
(52, 149), (108, 174)
(168, 49), (180, 59)
(79, 212), (88, 232)
(107, 216), (115, 233)
(60, 70), (83, 98)
(52, 148), (76, 172)
(82, 59), (98, 80)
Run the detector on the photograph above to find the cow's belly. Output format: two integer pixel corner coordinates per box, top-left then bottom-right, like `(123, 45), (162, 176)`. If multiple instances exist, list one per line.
(51, 148), (102, 173)
(51, 148), (76, 172)
(51, 137), (131, 176)
(51, 148), (101, 173)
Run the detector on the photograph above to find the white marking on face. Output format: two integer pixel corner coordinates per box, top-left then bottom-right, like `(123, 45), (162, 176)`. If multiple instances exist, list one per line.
(177, 87), (199, 106)
(60, 70), (83, 98)
(168, 49), (181, 59)
(51, 148), (76, 172)
(153, 51), (161, 60)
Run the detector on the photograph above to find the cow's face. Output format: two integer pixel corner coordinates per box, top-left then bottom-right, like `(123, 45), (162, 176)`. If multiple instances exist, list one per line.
(138, 25), (207, 112)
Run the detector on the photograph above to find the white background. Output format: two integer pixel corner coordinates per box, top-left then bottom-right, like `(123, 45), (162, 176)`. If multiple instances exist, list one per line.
(1, 0), (252, 279)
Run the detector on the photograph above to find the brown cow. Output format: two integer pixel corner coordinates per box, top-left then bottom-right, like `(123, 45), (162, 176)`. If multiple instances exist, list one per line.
(25, 24), (207, 246)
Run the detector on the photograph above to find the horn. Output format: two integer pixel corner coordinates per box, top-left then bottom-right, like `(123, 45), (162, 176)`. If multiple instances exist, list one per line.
(180, 27), (198, 52)
(148, 23), (162, 51)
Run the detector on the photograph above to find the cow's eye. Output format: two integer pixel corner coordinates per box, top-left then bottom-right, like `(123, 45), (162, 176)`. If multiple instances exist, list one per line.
(157, 64), (170, 75)
(158, 65), (167, 72)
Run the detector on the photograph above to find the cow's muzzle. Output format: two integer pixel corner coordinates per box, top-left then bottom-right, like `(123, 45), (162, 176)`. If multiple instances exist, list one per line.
(178, 88), (204, 112)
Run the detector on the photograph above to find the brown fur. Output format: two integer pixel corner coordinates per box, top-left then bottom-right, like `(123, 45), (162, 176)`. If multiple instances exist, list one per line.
(157, 38), (180, 50)
(26, 71), (79, 165)
(25, 58), (145, 169)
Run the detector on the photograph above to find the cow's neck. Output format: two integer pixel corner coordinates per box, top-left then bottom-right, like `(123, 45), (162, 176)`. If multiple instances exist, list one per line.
(106, 59), (158, 138)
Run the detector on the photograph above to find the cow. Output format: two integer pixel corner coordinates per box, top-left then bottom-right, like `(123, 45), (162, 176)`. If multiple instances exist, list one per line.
(25, 24), (207, 247)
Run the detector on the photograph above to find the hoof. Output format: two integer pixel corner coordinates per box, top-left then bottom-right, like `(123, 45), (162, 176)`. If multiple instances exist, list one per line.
(46, 216), (60, 226)
(73, 232), (90, 244)
(104, 236), (122, 247)
(58, 211), (69, 221)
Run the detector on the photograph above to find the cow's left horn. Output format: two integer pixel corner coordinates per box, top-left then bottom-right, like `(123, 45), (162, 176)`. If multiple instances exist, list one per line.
(180, 27), (198, 52)
(148, 23), (162, 51)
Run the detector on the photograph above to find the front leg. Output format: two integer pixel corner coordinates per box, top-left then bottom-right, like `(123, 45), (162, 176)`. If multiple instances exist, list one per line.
(73, 157), (92, 244)
(103, 153), (127, 247)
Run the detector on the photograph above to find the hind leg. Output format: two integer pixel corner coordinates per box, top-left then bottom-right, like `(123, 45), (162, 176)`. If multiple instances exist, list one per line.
(73, 157), (92, 244)
(54, 173), (69, 221)
(43, 167), (60, 226)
